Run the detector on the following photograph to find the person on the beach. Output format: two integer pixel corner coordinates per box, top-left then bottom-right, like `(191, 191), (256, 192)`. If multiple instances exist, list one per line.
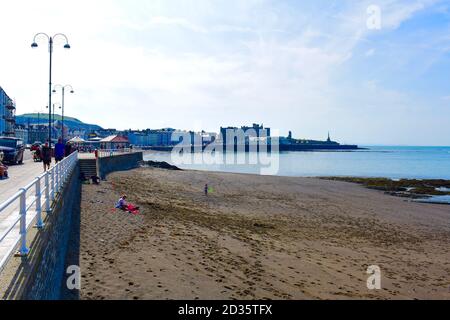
(55, 138), (65, 163)
(205, 184), (209, 196)
(115, 195), (140, 214)
(91, 175), (101, 185)
(116, 195), (128, 210)
(41, 141), (52, 172)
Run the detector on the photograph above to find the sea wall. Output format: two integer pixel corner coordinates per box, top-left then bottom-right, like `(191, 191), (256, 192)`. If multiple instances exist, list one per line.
(0, 163), (81, 300)
(98, 152), (143, 180)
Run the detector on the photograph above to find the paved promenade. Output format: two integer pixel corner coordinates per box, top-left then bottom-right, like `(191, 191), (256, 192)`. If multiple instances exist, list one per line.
(0, 152), (43, 203)
(0, 152), (47, 270)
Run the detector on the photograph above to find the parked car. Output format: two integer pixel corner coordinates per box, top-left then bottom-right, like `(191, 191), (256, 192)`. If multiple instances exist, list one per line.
(0, 137), (25, 164)
(0, 150), (4, 162)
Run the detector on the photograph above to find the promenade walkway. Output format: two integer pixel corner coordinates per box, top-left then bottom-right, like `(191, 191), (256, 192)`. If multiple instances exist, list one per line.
(0, 157), (43, 204)
(0, 155), (49, 271)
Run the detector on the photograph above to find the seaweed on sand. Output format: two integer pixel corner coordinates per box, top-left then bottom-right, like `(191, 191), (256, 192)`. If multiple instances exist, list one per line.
(321, 177), (450, 198)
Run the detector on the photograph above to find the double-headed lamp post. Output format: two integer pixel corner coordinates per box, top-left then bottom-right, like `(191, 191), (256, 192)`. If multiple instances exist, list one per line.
(31, 33), (71, 149)
(53, 85), (74, 143)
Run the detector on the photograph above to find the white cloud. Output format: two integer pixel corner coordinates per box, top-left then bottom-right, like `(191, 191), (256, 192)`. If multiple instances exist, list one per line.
(0, 0), (447, 145)
(381, 0), (440, 29)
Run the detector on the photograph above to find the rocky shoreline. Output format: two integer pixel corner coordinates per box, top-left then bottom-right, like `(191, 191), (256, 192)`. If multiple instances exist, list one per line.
(140, 160), (182, 171)
(321, 177), (450, 203)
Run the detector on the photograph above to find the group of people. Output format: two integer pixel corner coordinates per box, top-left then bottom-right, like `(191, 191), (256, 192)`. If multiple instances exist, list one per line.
(34, 139), (73, 172)
(76, 146), (94, 153)
(79, 171), (101, 185)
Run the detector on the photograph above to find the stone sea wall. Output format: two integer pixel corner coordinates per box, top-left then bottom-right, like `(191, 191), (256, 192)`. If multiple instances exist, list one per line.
(98, 152), (144, 180)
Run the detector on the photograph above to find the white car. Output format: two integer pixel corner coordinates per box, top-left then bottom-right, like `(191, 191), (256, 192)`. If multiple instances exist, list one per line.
(0, 151), (3, 162)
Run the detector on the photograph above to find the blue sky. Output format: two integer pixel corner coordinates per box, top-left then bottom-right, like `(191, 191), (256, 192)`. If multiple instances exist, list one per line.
(0, 0), (449, 145)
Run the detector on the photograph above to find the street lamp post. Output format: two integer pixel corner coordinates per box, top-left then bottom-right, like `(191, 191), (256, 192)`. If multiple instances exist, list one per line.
(47, 103), (61, 141)
(53, 85), (74, 143)
(31, 33), (71, 149)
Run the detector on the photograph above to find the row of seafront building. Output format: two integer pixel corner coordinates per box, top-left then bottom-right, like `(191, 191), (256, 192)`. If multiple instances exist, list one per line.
(126, 128), (216, 147)
(2, 84), (273, 148)
(71, 124), (271, 149)
(3, 85), (339, 150)
(126, 124), (271, 148)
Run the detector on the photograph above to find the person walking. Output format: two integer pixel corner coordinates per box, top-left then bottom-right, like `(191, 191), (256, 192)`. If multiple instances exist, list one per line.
(41, 141), (52, 172)
(65, 142), (72, 157)
(55, 138), (65, 163)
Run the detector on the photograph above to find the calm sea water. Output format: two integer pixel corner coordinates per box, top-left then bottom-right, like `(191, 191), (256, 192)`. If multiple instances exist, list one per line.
(144, 146), (450, 180)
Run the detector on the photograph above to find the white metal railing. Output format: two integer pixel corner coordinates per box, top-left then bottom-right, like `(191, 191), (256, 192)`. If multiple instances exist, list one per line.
(98, 148), (140, 158)
(77, 148), (137, 158)
(0, 151), (78, 271)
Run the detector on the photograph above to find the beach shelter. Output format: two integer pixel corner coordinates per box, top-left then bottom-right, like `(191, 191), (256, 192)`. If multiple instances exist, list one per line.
(100, 135), (130, 150)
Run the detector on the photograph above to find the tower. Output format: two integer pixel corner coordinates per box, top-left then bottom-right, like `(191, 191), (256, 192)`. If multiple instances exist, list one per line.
(327, 132), (331, 143)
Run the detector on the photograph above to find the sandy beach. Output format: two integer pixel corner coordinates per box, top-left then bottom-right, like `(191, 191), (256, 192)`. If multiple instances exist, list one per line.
(79, 167), (450, 300)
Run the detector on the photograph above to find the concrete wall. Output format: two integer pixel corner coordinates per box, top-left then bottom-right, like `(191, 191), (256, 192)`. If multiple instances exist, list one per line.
(98, 152), (143, 180)
(0, 164), (81, 300)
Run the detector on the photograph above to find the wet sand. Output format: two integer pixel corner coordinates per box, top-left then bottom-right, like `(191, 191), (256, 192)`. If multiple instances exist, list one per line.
(79, 168), (450, 300)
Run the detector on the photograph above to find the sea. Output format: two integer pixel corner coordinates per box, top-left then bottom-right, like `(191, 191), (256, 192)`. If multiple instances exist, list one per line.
(144, 146), (450, 204)
(144, 146), (450, 180)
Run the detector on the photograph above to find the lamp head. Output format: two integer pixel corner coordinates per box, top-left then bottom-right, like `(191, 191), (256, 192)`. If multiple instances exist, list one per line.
(70, 90), (74, 94)
(31, 42), (38, 48)
(64, 43), (71, 49)
(52, 89), (57, 93)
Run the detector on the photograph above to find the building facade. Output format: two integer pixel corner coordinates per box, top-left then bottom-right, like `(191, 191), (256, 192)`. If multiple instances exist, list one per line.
(0, 86), (16, 137)
(14, 125), (29, 144)
(28, 125), (50, 144)
(126, 129), (178, 147)
(100, 135), (130, 149)
(220, 124), (271, 146)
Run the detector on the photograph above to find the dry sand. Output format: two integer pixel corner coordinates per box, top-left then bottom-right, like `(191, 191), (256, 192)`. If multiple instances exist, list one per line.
(79, 168), (450, 300)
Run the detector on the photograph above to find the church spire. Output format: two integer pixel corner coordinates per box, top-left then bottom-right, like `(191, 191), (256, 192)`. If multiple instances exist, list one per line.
(327, 132), (331, 143)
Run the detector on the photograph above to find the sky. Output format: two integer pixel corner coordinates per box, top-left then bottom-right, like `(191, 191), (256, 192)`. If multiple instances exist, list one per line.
(0, 0), (449, 146)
